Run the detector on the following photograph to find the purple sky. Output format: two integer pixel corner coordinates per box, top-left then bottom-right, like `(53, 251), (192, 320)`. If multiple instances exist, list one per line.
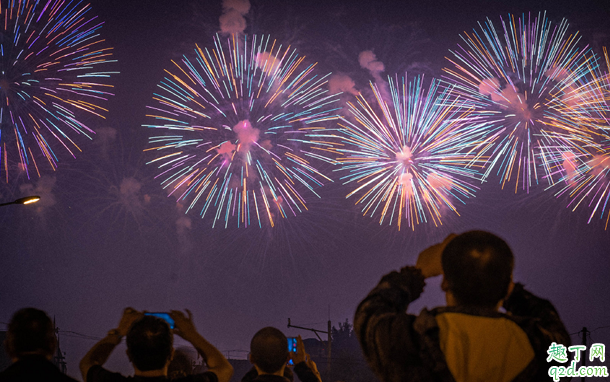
(1, 0), (609, 379)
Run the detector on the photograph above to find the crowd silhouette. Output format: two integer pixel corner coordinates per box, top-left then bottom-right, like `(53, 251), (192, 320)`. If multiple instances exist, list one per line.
(1, 231), (571, 382)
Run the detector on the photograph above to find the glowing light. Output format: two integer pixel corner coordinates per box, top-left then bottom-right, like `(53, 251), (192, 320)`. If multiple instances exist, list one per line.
(0, 194), (40, 206)
(21, 195), (40, 204)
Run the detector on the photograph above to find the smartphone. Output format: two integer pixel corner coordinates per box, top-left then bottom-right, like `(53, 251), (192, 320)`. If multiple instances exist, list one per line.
(145, 312), (175, 329)
(287, 337), (297, 365)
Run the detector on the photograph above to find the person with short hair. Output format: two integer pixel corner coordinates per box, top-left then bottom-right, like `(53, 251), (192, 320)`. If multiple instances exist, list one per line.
(124, 316), (173, 373)
(354, 230), (571, 382)
(0, 307), (78, 382)
(245, 328), (320, 382)
(80, 308), (233, 382)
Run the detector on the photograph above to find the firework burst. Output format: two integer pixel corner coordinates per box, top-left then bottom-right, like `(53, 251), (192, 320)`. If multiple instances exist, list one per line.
(0, 0), (116, 183)
(443, 12), (600, 193)
(145, 34), (341, 228)
(550, 47), (610, 228)
(330, 75), (487, 230)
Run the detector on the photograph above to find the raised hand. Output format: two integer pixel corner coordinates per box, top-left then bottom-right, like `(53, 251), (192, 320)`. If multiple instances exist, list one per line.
(117, 307), (144, 336)
(415, 234), (456, 278)
(290, 335), (307, 365)
(169, 309), (197, 341)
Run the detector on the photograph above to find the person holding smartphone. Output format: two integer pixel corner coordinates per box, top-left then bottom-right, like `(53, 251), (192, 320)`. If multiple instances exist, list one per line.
(243, 328), (320, 382)
(79, 308), (233, 382)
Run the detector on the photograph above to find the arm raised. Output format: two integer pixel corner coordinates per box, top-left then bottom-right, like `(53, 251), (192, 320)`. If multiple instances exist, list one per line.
(170, 310), (234, 382)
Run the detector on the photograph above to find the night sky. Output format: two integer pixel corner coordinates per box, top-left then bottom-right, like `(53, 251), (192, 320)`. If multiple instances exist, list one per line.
(1, 0), (610, 379)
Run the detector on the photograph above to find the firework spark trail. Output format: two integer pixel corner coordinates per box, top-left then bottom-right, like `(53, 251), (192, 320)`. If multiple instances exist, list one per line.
(145, 34), (341, 228)
(549, 47), (610, 229)
(443, 12), (600, 193)
(0, 0), (117, 183)
(329, 75), (488, 230)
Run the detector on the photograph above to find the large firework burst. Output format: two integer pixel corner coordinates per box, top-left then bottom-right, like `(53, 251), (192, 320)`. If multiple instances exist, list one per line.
(444, 12), (599, 193)
(0, 0), (116, 183)
(145, 34), (341, 228)
(330, 75), (487, 230)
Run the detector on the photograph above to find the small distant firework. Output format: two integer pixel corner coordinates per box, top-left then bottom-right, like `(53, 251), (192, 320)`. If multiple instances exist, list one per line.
(331, 75), (487, 230)
(0, 0), (116, 183)
(444, 12), (599, 193)
(145, 34), (341, 228)
(552, 47), (610, 229)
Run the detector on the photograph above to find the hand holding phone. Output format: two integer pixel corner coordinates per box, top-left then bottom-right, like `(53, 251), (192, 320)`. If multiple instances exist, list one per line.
(117, 308), (144, 336)
(288, 335), (308, 366)
(169, 309), (199, 341)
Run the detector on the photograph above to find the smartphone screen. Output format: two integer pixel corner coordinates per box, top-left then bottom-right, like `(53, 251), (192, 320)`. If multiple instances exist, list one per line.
(145, 312), (175, 329)
(287, 337), (297, 365)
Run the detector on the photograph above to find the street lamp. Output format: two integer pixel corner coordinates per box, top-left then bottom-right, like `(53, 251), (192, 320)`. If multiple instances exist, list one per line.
(0, 195), (41, 207)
